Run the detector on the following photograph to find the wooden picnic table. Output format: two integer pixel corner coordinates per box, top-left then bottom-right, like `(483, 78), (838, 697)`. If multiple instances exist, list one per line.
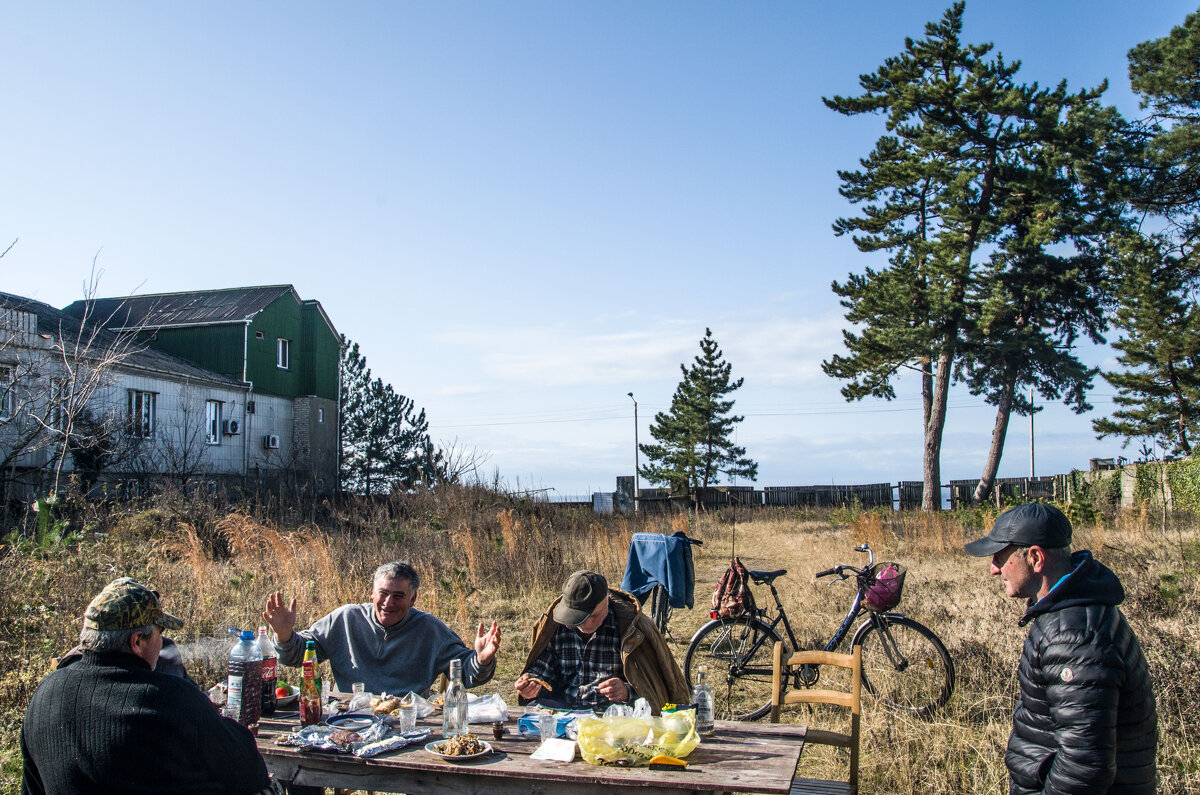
(256, 709), (806, 794)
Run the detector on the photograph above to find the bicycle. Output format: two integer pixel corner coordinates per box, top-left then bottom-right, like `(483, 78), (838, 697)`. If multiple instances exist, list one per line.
(683, 543), (954, 721)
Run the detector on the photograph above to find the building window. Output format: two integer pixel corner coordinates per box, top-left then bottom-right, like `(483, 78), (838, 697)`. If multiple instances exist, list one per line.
(318, 407), (324, 423)
(129, 390), (156, 438)
(277, 338), (290, 370)
(0, 366), (13, 420)
(256, 330), (265, 340)
(205, 400), (222, 445)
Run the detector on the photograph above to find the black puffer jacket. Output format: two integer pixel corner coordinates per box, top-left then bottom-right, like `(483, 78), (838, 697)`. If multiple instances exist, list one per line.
(1007, 551), (1157, 795)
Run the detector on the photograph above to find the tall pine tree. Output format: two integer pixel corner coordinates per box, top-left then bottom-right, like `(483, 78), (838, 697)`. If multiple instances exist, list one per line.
(823, 2), (1114, 508)
(1093, 235), (1200, 455)
(339, 336), (437, 495)
(639, 329), (757, 504)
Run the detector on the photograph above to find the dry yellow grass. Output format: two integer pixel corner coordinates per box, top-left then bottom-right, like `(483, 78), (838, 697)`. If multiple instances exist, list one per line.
(0, 493), (1196, 794)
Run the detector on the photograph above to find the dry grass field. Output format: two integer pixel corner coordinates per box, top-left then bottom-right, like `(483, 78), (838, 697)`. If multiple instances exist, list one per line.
(1, 489), (1196, 794)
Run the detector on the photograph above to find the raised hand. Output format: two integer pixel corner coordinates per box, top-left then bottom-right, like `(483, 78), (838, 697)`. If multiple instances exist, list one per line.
(474, 620), (501, 666)
(262, 591), (298, 643)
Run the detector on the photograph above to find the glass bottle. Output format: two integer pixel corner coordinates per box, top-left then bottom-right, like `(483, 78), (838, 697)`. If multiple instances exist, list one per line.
(441, 658), (468, 737)
(299, 640), (321, 727)
(693, 664), (715, 736)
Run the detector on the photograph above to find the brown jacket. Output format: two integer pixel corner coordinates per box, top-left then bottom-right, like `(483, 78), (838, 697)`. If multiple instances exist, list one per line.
(522, 588), (690, 713)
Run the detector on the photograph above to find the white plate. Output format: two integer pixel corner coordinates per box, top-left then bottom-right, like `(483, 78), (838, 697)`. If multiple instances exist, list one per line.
(276, 692), (299, 708)
(424, 739), (493, 762)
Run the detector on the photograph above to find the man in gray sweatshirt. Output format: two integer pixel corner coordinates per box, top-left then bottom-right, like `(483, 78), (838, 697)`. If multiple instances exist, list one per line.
(263, 561), (501, 695)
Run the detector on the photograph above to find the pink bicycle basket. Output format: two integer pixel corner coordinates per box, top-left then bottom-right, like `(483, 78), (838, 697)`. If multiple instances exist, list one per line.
(863, 562), (907, 612)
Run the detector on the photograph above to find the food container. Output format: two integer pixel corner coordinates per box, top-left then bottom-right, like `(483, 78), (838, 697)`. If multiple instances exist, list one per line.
(517, 710), (591, 738)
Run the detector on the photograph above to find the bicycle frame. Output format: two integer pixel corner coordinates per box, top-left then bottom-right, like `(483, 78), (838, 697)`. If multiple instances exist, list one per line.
(712, 565), (904, 683)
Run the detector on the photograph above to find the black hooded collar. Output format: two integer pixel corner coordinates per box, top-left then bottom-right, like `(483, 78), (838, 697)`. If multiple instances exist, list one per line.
(1018, 550), (1125, 627)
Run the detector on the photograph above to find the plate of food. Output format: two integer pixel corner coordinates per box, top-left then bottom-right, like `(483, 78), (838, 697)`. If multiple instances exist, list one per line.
(275, 685), (299, 708)
(424, 734), (493, 762)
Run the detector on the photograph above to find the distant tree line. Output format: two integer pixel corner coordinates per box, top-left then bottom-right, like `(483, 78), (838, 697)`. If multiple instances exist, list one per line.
(822, 3), (1200, 509)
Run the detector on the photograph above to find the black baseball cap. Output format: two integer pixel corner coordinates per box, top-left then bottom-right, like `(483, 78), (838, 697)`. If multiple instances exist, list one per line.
(553, 571), (608, 627)
(964, 503), (1072, 557)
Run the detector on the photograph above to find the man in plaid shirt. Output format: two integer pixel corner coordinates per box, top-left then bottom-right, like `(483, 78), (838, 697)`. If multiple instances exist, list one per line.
(515, 571), (689, 712)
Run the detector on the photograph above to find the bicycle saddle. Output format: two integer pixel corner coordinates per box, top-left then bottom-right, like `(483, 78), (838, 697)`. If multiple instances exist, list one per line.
(748, 569), (787, 584)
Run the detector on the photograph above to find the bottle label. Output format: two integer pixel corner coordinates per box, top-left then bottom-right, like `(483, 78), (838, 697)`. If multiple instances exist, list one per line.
(261, 658), (277, 680)
(228, 674), (244, 710)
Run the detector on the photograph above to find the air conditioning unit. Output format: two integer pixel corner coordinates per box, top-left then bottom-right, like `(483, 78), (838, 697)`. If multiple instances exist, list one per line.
(222, 419), (241, 435)
(263, 434), (280, 450)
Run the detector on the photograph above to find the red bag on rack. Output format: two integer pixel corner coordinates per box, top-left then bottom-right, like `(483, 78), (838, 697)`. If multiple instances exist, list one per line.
(711, 557), (756, 618)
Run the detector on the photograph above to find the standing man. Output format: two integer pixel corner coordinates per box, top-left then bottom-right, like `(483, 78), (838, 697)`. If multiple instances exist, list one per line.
(21, 577), (272, 795)
(965, 503), (1157, 794)
(264, 561), (500, 695)
(514, 570), (690, 713)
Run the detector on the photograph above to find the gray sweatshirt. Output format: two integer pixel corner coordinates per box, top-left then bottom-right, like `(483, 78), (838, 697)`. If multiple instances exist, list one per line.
(275, 603), (495, 695)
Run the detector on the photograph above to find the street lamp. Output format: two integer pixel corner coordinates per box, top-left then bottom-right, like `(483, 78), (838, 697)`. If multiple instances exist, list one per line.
(627, 392), (639, 513)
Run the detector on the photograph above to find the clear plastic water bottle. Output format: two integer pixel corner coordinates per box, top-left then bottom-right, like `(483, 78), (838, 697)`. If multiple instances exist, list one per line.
(441, 658), (468, 737)
(226, 628), (264, 735)
(257, 626), (277, 716)
(693, 664), (715, 736)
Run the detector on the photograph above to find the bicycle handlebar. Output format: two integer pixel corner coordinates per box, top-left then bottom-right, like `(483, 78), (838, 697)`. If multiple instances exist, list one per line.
(815, 566), (838, 578)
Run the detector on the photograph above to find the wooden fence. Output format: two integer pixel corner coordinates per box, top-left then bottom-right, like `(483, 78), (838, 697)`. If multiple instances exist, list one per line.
(618, 475), (1070, 512)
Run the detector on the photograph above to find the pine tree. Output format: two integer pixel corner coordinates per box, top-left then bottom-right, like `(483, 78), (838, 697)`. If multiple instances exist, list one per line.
(1093, 236), (1200, 455)
(639, 329), (757, 503)
(1128, 8), (1200, 252)
(339, 336), (436, 495)
(822, 2), (1114, 508)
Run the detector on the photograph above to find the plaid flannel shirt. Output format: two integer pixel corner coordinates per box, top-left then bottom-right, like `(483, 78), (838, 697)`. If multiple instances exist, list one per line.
(524, 607), (635, 709)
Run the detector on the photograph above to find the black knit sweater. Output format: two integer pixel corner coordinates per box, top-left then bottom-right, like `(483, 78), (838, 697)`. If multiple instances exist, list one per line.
(21, 651), (270, 795)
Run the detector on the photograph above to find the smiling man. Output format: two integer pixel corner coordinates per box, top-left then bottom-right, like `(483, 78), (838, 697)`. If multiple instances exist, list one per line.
(264, 561), (500, 696)
(515, 570), (688, 713)
(965, 503), (1157, 795)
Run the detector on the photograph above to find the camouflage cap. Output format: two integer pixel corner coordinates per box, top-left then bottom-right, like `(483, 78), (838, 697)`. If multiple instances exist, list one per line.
(83, 577), (184, 632)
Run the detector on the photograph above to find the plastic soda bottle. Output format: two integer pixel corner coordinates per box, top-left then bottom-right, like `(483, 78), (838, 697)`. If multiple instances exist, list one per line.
(693, 664), (715, 736)
(226, 628), (264, 735)
(299, 640), (321, 727)
(441, 658), (468, 737)
(257, 626), (278, 716)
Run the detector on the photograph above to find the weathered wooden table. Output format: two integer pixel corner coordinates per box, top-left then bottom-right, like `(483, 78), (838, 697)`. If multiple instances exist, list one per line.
(256, 710), (806, 794)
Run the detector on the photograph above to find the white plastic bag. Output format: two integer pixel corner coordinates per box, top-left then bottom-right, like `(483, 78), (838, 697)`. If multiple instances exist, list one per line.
(466, 692), (508, 724)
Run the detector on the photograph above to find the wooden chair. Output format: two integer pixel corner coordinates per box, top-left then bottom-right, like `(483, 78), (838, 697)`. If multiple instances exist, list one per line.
(770, 641), (862, 795)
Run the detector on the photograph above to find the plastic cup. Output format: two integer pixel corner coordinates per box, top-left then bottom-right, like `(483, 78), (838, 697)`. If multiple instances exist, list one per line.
(397, 703), (418, 733)
(538, 713), (557, 742)
(351, 682), (365, 695)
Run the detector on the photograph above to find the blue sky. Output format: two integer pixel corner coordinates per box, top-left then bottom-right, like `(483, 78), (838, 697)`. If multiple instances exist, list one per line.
(3, 1), (1195, 498)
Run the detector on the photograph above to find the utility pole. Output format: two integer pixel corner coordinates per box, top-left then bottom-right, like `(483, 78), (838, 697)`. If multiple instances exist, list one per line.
(1029, 385), (1036, 479)
(627, 392), (639, 513)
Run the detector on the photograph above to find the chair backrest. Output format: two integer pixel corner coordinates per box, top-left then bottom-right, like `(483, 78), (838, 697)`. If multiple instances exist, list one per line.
(770, 642), (862, 793)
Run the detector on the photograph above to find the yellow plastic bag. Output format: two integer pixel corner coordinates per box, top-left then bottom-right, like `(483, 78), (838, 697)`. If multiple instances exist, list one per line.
(576, 711), (699, 766)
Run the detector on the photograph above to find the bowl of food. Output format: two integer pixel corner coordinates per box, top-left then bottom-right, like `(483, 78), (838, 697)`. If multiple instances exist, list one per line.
(275, 684), (299, 708)
(424, 734), (492, 762)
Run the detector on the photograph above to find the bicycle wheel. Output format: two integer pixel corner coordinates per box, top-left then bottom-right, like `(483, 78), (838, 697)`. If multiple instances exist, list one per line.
(684, 617), (783, 721)
(649, 584), (671, 636)
(855, 615), (954, 716)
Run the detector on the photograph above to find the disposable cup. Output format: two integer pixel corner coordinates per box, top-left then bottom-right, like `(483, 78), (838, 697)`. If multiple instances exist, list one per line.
(397, 704), (418, 733)
(538, 713), (557, 742)
(351, 682), (365, 694)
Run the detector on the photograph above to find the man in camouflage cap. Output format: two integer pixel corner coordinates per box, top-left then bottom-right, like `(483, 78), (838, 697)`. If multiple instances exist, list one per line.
(20, 577), (274, 795)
